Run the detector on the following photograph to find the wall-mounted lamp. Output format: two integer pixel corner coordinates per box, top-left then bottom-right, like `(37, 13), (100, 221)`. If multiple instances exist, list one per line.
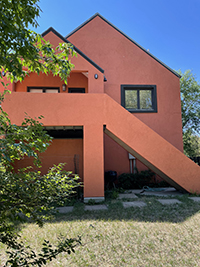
(94, 74), (98, 79)
(62, 84), (66, 91)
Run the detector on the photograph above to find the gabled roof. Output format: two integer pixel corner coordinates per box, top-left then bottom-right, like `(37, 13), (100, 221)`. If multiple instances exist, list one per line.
(42, 27), (104, 73)
(65, 13), (181, 78)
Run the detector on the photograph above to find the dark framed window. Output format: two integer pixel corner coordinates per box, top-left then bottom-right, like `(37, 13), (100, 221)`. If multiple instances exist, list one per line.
(121, 85), (157, 113)
(68, 88), (85, 93)
(27, 87), (60, 93)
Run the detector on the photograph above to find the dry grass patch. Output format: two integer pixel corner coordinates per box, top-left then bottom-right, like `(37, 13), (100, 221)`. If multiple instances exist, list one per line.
(1, 196), (200, 266)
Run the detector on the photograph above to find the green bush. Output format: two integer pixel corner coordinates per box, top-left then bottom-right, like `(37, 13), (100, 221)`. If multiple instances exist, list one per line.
(118, 169), (155, 189)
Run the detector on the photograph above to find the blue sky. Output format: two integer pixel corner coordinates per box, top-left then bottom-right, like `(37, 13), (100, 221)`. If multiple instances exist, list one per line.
(31, 0), (200, 81)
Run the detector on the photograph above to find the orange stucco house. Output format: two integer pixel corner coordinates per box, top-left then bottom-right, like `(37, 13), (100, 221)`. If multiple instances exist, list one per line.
(2, 13), (200, 201)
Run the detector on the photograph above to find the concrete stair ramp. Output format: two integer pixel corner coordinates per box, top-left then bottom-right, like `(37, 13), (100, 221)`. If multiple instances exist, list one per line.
(104, 95), (200, 194)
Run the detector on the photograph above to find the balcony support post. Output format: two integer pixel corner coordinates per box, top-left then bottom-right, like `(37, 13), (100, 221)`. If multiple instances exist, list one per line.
(83, 124), (104, 202)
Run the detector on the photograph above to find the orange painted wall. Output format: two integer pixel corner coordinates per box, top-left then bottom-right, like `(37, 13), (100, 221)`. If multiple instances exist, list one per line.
(104, 134), (129, 174)
(15, 71), (88, 93)
(41, 139), (83, 179)
(104, 133), (160, 181)
(84, 124), (104, 198)
(67, 15), (183, 175)
(14, 138), (83, 180)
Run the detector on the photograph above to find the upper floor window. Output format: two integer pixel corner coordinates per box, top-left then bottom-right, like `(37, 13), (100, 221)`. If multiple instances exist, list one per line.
(27, 87), (60, 93)
(121, 85), (157, 113)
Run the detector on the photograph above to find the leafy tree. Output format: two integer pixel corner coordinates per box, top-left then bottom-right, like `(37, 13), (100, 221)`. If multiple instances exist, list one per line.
(0, 92), (81, 266)
(0, 92), (81, 265)
(0, 0), (81, 265)
(182, 130), (200, 157)
(0, 0), (75, 85)
(179, 70), (200, 157)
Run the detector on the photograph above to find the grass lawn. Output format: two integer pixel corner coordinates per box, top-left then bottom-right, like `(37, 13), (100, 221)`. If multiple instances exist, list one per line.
(1, 194), (200, 266)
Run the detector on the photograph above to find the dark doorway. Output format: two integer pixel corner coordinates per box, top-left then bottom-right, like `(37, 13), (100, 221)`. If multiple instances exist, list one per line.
(68, 88), (85, 93)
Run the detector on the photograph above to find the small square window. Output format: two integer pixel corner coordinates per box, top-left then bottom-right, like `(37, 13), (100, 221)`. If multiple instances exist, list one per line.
(121, 85), (157, 113)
